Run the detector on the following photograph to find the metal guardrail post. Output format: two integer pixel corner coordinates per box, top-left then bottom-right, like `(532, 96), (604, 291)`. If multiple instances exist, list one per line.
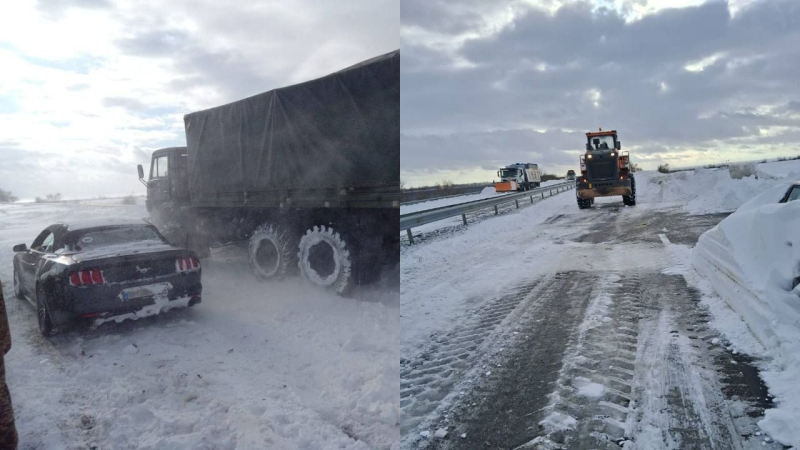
(515, 199), (519, 209)
(494, 205), (498, 215)
(530, 195), (533, 203)
(461, 213), (467, 226)
(407, 229), (414, 244)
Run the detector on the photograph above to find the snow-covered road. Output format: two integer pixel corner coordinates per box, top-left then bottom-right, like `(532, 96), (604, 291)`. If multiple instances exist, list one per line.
(401, 168), (793, 449)
(0, 202), (399, 450)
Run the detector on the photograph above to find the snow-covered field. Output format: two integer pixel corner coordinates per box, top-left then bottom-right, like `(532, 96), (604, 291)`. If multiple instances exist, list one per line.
(401, 161), (800, 449)
(0, 202), (399, 449)
(400, 180), (571, 237)
(400, 180), (567, 216)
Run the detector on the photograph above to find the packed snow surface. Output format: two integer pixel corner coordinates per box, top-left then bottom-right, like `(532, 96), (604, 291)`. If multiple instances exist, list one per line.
(0, 201), (399, 449)
(693, 181), (800, 447)
(402, 160), (800, 448)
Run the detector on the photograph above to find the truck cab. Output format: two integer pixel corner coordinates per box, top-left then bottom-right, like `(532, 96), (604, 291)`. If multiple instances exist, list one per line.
(138, 147), (189, 213)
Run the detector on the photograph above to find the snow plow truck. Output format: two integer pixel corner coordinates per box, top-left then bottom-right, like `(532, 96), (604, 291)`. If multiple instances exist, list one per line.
(495, 163), (541, 192)
(137, 50), (399, 295)
(576, 129), (635, 209)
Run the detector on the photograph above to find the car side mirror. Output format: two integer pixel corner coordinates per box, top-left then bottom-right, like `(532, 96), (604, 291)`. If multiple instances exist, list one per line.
(137, 164), (145, 180)
(13, 244), (27, 252)
(615, 141), (621, 150)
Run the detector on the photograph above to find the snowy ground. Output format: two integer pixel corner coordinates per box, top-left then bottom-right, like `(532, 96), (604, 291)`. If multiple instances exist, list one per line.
(0, 202), (399, 449)
(401, 163), (800, 449)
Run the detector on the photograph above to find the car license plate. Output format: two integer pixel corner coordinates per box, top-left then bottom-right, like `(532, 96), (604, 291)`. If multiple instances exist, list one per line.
(118, 282), (171, 302)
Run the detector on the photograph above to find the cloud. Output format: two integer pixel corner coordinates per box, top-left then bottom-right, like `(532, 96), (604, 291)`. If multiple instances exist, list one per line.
(401, 0), (800, 184)
(0, 0), (398, 199)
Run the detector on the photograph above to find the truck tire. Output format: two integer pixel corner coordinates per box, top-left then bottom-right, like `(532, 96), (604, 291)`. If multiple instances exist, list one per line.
(249, 224), (296, 281)
(297, 225), (352, 295)
(623, 177), (637, 206)
(577, 197), (591, 209)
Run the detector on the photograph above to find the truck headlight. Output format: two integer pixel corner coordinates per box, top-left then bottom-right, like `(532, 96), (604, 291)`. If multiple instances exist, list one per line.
(587, 154), (593, 159)
(610, 152), (616, 157)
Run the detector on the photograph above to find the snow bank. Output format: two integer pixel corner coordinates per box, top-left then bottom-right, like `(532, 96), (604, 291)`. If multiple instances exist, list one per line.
(692, 182), (800, 447)
(635, 167), (795, 214)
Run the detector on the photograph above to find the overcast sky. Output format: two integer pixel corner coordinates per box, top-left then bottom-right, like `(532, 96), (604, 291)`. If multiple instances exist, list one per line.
(0, 0), (398, 200)
(400, 0), (800, 187)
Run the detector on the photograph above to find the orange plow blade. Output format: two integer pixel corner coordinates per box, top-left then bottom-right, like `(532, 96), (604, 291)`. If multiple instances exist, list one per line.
(494, 181), (517, 192)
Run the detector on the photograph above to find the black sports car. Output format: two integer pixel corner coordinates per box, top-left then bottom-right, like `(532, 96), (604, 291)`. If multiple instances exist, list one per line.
(12, 219), (202, 336)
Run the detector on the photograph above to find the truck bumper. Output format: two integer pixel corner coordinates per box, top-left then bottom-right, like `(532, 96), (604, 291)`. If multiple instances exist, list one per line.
(576, 179), (632, 199)
(53, 272), (202, 324)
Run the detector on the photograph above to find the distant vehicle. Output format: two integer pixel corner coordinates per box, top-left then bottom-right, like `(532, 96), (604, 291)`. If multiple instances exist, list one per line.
(779, 182), (800, 203)
(137, 51), (399, 295)
(495, 163), (541, 192)
(576, 129), (635, 209)
(566, 170), (576, 181)
(11, 219), (201, 336)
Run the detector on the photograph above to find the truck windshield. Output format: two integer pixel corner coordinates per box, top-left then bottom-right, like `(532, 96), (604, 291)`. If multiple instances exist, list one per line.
(500, 169), (519, 178)
(589, 136), (615, 151)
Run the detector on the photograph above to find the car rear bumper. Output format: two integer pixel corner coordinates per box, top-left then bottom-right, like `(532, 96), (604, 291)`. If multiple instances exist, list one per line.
(576, 179), (632, 199)
(53, 272), (202, 324)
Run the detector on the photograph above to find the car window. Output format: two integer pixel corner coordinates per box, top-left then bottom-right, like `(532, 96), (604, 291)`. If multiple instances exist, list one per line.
(32, 230), (54, 253)
(67, 226), (165, 251)
(787, 186), (800, 203)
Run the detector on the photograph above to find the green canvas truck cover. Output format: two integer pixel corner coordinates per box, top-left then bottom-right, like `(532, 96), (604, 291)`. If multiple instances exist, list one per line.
(184, 50), (399, 208)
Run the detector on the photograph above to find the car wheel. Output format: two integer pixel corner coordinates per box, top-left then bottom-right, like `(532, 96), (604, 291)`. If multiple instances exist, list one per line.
(297, 225), (352, 295)
(249, 224), (297, 281)
(13, 265), (24, 300)
(36, 286), (53, 337)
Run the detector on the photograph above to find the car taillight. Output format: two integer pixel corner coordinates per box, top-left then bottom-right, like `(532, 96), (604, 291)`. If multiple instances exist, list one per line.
(70, 269), (105, 287)
(176, 256), (200, 273)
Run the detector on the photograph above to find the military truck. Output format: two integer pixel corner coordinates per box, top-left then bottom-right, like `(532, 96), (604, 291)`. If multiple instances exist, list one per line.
(576, 129), (635, 209)
(137, 50), (399, 295)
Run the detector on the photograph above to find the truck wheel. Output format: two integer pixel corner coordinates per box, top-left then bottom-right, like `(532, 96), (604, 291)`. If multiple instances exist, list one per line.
(577, 197), (591, 209)
(297, 225), (352, 295)
(623, 178), (637, 206)
(249, 224), (296, 281)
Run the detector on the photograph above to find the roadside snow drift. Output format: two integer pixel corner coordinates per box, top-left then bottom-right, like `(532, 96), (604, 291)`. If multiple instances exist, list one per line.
(692, 182), (800, 447)
(635, 166), (798, 215)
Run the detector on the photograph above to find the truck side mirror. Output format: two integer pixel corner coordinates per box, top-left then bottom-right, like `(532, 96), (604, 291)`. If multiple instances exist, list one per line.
(615, 141), (621, 150)
(137, 164), (145, 180)
(13, 244), (27, 252)
(586, 143), (592, 151)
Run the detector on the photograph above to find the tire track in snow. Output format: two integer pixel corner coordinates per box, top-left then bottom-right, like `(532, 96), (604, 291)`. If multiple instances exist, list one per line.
(530, 268), (644, 449)
(400, 277), (551, 437)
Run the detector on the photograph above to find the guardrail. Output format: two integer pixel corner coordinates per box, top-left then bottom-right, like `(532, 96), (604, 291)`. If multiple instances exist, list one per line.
(400, 181), (574, 244)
